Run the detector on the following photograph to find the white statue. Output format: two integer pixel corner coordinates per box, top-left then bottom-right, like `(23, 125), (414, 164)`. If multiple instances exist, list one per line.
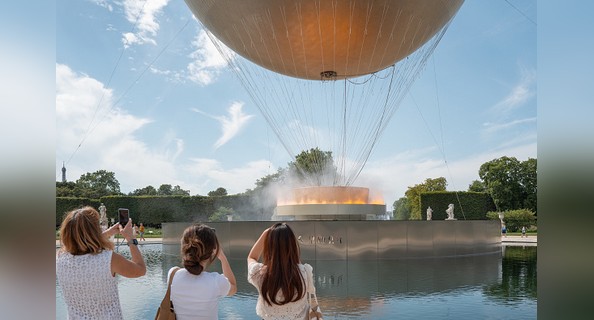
(426, 206), (433, 220)
(445, 203), (456, 220)
(99, 203), (108, 231)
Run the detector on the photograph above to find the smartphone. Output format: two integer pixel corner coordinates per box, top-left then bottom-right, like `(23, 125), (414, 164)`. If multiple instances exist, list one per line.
(118, 208), (129, 226)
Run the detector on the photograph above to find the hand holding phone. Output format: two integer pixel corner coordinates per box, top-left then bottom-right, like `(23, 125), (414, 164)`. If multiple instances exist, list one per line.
(118, 208), (129, 226)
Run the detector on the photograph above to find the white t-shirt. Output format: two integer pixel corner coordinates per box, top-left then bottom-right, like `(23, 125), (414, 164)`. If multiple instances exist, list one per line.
(247, 262), (312, 320)
(167, 267), (231, 320)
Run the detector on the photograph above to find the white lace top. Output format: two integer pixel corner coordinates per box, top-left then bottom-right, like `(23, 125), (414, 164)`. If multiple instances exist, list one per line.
(248, 262), (312, 320)
(56, 250), (123, 320)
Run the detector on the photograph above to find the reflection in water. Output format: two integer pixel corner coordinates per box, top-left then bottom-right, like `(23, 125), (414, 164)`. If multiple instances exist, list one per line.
(57, 245), (536, 320)
(484, 246), (538, 304)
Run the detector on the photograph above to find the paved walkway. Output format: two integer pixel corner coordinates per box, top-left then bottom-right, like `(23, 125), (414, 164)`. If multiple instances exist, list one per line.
(501, 235), (537, 245)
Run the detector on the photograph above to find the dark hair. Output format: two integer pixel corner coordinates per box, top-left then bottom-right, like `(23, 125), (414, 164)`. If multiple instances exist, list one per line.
(181, 224), (219, 275)
(261, 222), (305, 306)
(59, 206), (114, 255)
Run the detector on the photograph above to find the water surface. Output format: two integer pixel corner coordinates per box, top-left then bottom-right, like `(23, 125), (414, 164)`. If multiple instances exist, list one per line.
(56, 244), (536, 319)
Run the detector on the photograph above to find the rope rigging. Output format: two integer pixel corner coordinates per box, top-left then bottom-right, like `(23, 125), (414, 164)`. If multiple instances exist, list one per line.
(200, 0), (457, 187)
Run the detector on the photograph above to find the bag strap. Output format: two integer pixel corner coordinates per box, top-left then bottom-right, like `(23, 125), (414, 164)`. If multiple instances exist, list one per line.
(162, 267), (180, 311)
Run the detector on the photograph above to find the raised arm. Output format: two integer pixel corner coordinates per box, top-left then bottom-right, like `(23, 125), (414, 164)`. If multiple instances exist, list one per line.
(102, 222), (121, 238)
(111, 218), (146, 278)
(247, 227), (270, 264)
(218, 248), (237, 296)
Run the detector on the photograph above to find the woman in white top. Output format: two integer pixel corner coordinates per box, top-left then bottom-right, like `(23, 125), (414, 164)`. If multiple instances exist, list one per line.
(247, 223), (315, 320)
(56, 206), (146, 320)
(167, 224), (237, 320)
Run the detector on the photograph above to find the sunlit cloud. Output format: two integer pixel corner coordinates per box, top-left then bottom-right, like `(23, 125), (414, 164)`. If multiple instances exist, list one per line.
(56, 63), (184, 192)
(191, 101), (254, 149)
(121, 0), (170, 48)
(187, 29), (234, 85)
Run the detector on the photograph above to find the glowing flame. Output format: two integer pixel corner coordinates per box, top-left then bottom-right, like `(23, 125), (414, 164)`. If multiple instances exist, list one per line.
(277, 186), (384, 206)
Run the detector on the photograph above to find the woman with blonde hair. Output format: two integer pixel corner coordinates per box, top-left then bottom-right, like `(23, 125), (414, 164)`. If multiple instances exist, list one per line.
(56, 206), (146, 319)
(167, 224), (237, 319)
(247, 222), (317, 319)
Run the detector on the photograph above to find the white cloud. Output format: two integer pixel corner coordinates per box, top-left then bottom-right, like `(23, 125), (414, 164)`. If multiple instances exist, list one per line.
(482, 117), (537, 135)
(55, 64), (268, 196)
(56, 63), (183, 192)
(491, 66), (536, 114)
(184, 158), (274, 195)
(149, 66), (171, 75)
(121, 0), (170, 48)
(359, 142), (537, 211)
(192, 101), (254, 149)
(91, 0), (113, 12)
(186, 29), (234, 85)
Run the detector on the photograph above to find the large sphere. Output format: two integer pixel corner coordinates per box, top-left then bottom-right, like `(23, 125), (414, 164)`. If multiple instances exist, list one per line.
(185, 0), (464, 80)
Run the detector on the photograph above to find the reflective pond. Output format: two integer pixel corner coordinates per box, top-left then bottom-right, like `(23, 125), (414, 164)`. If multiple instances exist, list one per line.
(56, 244), (536, 319)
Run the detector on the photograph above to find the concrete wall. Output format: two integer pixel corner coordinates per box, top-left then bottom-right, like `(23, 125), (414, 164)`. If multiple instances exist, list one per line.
(162, 220), (501, 260)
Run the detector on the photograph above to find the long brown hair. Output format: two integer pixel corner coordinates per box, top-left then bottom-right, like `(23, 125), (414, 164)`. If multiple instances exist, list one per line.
(261, 222), (305, 306)
(59, 206), (114, 255)
(181, 224), (220, 275)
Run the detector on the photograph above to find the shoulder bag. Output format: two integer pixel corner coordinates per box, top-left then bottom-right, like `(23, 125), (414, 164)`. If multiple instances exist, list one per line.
(155, 267), (181, 320)
(305, 265), (323, 320)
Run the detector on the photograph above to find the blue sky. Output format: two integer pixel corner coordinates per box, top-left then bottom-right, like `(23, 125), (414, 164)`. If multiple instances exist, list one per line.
(55, 0), (536, 210)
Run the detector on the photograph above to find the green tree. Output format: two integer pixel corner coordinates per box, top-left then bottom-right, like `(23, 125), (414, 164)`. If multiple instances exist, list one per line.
(253, 168), (286, 191)
(128, 184), (191, 196)
(56, 181), (81, 197)
(158, 184), (173, 195)
(468, 180), (487, 192)
(393, 197), (410, 220)
(208, 206), (235, 222)
(487, 209), (536, 232)
(171, 185), (191, 196)
(76, 170), (121, 199)
(519, 158), (537, 212)
(129, 185), (158, 196)
(208, 187), (228, 197)
(479, 157), (536, 213)
(404, 177), (447, 220)
(288, 148), (336, 185)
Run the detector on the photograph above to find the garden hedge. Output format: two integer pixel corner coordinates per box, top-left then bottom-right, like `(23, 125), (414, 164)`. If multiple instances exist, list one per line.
(419, 191), (496, 220)
(56, 195), (274, 227)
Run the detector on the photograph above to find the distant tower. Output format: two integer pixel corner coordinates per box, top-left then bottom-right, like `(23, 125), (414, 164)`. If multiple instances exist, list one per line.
(61, 162), (66, 182)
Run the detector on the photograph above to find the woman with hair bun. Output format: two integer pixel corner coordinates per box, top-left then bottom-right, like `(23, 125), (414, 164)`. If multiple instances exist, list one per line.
(167, 224), (237, 319)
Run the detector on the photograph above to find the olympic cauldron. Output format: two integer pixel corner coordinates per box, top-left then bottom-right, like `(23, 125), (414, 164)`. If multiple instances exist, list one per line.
(275, 186), (386, 220)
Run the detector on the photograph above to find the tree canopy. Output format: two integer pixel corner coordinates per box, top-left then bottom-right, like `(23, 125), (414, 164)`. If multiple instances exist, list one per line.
(392, 197), (411, 220)
(129, 184), (191, 196)
(404, 177), (447, 220)
(479, 156), (537, 213)
(468, 180), (487, 192)
(74, 170), (121, 199)
(288, 147), (336, 186)
(208, 187), (228, 197)
(57, 171), (191, 199)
